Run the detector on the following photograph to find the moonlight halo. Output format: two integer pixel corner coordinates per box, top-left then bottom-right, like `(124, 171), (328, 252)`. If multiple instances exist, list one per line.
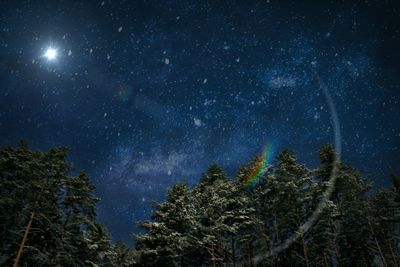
(44, 48), (57, 60)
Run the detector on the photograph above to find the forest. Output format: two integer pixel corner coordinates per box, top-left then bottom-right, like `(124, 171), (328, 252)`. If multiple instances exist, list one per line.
(0, 143), (399, 267)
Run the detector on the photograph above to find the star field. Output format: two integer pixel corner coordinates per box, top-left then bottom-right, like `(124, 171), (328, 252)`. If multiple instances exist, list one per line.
(1, 0), (399, 245)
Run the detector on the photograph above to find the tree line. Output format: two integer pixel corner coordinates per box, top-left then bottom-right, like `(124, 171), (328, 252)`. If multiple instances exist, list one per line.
(0, 143), (399, 266)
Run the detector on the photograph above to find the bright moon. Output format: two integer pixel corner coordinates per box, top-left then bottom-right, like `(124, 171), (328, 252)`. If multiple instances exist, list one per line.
(44, 48), (57, 60)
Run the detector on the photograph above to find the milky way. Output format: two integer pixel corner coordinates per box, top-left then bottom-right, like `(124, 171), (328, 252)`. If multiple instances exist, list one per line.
(1, 1), (399, 245)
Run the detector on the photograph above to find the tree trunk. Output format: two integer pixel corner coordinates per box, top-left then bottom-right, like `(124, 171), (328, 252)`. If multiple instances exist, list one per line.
(210, 244), (216, 267)
(273, 216), (280, 266)
(231, 235), (236, 267)
(387, 240), (398, 267)
(368, 220), (387, 267)
(247, 241), (254, 267)
(323, 252), (329, 267)
(301, 230), (310, 267)
(334, 243), (341, 266)
(13, 212), (35, 267)
(374, 237), (387, 267)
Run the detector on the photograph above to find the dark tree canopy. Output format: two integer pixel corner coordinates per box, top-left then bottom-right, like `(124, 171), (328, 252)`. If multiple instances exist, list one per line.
(0, 144), (124, 266)
(134, 145), (400, 267)
(0, 144), (399, 266)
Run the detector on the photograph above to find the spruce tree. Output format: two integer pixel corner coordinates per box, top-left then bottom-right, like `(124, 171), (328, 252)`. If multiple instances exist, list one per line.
(236, 158), (271, 267)
(86, 223), (115, 266)
(0, 144), (113, 266)
(317, 145), (374, 266)
(110, 241), (137, 266)
(370, 186), (399, 266)
(272, 150), (315, 266)
(0, 144), (69, 266)
(131, 145), (399, 267)
(192, 164), (257, 266)
(135, 182), (196, 266)
(59, 171), (101, 265)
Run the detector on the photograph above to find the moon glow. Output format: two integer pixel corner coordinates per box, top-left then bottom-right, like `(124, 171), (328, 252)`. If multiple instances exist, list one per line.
(44, 48), (57, 60)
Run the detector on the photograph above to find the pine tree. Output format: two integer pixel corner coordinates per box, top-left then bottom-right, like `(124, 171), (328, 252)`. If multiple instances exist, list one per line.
(130, 145), (399, 267)
(191, 164), (256, 266)
(0, 144), (113, 266)
(110, 241), (137, 266)
(135, 182), (196, 266)
(225, 183), (256, 267)
(0, 144), (69, 266)
(307, 196), (339, 266)
(54, 172), (95, 265)
(272, 150), (315, 266)
(135, 164), (256, 266)
(86, 223), (115, 266)
(318, 145), (375, 266)
(236, 158), (271, 267)
(306, 144), (341, 266)
(370, 186), (399, 266)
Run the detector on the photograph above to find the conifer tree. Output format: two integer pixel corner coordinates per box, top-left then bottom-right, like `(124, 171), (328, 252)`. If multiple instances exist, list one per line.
(370, 186), (399, 266)
(132, 145), (400, 267)
(86, 223), (115, 266)
(273, 150), (315, 266)
(3, 143), (400, 266)
(236, 158), (271, 266)
(192, 164), (257, 266)
(307, 144), (341, 266)
(58, 171), (99, 265)
(135, 182), (196, 266)
(110, 241), (137, 266)
(0, 144), (69, 266)
(317, 145), (374, 266)
(0, 144), (113, 266)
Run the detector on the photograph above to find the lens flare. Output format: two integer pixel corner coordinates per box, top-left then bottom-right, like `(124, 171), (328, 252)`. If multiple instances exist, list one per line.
(44, 48), (57, 60)
(253, 68), (342, 263)
(243, 143), (274, 189)
(116, 84), (133, 101)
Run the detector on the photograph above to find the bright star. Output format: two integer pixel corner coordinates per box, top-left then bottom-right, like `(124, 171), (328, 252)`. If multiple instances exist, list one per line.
(44, 48), (57, 60)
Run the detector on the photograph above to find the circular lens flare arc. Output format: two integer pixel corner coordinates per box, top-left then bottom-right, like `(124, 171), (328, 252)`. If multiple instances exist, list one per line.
(254, 69), (342, 263)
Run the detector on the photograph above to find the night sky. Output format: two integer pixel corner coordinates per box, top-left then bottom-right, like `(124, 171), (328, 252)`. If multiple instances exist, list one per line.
(1, 0), (399, 245)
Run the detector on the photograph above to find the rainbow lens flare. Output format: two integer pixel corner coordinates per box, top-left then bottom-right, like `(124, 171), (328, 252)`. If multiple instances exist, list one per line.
(243, 143), (274, 189)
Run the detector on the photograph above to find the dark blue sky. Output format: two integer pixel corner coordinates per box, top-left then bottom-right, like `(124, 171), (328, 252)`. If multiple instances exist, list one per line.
(1, 0), (399, 245)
